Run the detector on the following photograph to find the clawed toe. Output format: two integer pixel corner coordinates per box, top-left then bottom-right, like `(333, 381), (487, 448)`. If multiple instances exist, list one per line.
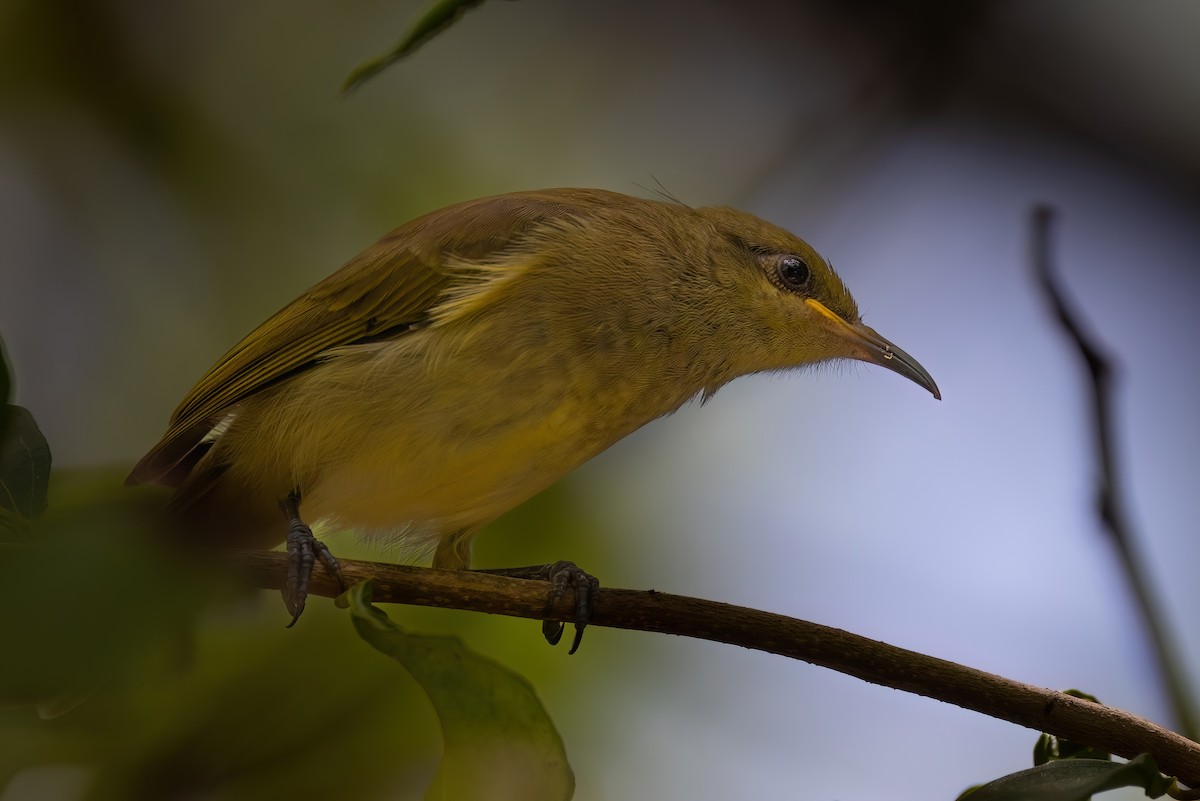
(481, 560), (600, 653)
(540, 560), (600, 654)
(281, 494), (345, 626)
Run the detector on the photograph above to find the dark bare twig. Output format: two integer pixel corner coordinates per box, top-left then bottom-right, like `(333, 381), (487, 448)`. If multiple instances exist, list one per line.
(1032, 204), (1198, 741)
(231, 550), (1200, 787)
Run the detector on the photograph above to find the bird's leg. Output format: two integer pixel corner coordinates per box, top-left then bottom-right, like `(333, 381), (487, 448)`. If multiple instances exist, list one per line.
(476, 561), (600, 655)
(280, 491), (346, 626)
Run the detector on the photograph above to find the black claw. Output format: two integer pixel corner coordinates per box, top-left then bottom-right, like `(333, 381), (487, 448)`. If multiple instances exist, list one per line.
(280, 491), (342, 627)
(538, 561), (600, 654)
(542, 619), (565, 646)
(475, 560), (600, 651)
(568, 626), (585, 656)
(284, 519), (316, 626)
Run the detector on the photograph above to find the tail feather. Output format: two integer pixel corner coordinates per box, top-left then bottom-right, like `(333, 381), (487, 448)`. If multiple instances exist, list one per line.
(153, 451), (286, 551)
(126, 421), (215, 489)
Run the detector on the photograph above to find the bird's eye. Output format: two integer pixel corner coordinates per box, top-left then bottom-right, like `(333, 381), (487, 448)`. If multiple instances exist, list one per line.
(777, 256), (810, 290)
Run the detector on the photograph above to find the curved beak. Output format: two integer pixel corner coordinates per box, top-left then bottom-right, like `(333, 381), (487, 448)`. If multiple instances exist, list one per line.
(806, 299), (941, 400)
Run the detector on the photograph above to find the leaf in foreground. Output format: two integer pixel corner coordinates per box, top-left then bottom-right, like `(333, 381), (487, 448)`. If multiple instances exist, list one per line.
(0, 405), (51, 521)
(343, 0), (491, 93)
(346, 581), (574, 801)
(958, 754), (1174, 801)
(0, 334), (10, 414)
(1033, 691), (1112, 765)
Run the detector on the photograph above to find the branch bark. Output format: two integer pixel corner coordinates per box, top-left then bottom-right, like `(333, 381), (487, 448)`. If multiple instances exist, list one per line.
(233, 550), (1200, 788)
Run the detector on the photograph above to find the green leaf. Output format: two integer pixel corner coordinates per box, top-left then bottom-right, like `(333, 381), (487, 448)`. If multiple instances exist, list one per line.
(0, 404), (52, 520)
(957, 755), (1175, 801)
(346, 581), (574, 801)
(1034, 732), (1112, 765)
(0, 335), (12, 443)
(0, 336), (10, 407)
(0, 478), (217, 717)
(1034, 691), (1111, 765)
(343, 0), (492, 94)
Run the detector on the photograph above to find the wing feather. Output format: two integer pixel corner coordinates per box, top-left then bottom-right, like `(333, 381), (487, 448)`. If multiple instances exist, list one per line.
(128, 189), (613, 486)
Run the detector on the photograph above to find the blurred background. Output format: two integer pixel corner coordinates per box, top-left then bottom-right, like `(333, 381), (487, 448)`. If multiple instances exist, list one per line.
(2, 0), (1198, 798)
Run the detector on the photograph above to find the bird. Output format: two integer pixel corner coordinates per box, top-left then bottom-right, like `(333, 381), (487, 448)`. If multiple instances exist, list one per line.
(127, 188), (940, 651)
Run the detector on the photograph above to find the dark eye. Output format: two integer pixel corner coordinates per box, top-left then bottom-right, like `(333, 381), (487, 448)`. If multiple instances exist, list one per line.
(777, 255), (810, 290)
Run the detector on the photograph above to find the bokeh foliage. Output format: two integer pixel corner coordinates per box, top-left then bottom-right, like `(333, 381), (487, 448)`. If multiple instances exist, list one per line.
(0, 434), (582, 800)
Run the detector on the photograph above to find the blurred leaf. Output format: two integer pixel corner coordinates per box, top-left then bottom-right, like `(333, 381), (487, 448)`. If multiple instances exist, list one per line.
(343, 0), (492, 94)
(1034, 691), (1112, 765)
(0, 335), (10, 412)
(82, 606), (438, 801)
(957, 755), (1174, 801)
(1034, 733), (1112, 766)
(0, 478), (440, 799)
(0, 474), (213, 714)
(0, 334), (14, 461)
(0, 405), (52, 521)
(346, 581), (574, 801)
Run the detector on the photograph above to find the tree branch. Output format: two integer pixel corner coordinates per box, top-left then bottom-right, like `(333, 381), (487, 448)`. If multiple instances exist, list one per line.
(1032, 205), (1198, 741)
(232, 550), (1200, 787)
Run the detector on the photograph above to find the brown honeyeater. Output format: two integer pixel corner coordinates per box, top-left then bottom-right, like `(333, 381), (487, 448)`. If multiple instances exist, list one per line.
(128, 188), (939, 648)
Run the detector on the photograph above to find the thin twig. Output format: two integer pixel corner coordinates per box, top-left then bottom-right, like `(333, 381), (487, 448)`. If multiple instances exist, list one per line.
(232, 550), (1200, 787)
(1032, 204), (1198, 740)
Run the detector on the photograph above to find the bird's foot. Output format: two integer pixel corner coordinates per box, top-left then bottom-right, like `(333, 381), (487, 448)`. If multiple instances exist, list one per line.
(479, 561), (600, 654)
(281, 497), (346, 626)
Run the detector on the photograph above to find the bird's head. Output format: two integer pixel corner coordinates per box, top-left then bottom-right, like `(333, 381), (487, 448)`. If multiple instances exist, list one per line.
(698, 205), (940, 400)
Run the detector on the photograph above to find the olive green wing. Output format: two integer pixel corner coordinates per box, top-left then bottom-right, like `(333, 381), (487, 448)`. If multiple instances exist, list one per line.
(127, 189), (603, 487)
